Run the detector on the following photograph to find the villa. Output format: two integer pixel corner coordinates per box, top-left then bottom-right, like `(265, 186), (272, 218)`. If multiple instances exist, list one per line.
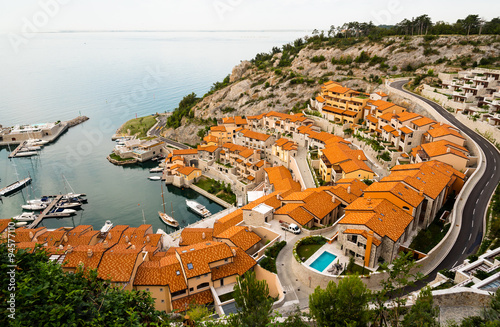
(114, 138), (166, 162)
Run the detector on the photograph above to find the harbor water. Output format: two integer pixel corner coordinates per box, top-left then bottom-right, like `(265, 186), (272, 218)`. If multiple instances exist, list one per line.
(0, 31), (307, 232)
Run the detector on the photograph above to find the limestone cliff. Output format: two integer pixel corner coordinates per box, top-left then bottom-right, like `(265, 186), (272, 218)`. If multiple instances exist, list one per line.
(162, 35), (499, 145)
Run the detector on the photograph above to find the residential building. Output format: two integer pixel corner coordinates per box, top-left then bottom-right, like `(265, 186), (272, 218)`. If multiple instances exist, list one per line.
(271, 138), (298, 168)
(234, 129), (274, 154)
(114, 138), (166, 162)
(411, 140), (470, 172)
(319, 143), (374, 183)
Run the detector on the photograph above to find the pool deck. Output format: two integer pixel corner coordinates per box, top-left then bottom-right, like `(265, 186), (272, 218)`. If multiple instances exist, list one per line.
(302, 241), (350, 275)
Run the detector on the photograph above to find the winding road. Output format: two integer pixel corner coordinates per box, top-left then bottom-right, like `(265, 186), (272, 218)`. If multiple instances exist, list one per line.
(391, 80), (500, 277)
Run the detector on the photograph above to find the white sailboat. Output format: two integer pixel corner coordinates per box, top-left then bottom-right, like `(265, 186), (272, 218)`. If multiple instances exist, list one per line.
(12, 212), (37, 222)
(158, 182), (179, 228)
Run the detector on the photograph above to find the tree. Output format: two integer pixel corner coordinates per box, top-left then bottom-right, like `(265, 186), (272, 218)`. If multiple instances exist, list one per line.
(0, 243), (171, 326)
(483, 288), (500, 322)
(459, 15), (481, 36)
(232, 271), (273, 327)
(309, 275), (371, 327)
(373, 252), (424, 327)
(402, 287), (439, 327)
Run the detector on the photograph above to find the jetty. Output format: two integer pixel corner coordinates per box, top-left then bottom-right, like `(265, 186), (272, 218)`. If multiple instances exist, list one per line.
(27, 195), (72, 228)
(8, 141), (27, 158)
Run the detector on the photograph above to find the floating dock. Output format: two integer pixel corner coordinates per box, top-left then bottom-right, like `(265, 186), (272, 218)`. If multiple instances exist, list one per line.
(28, 195), (73, 228)
(8, 141), (27, 158)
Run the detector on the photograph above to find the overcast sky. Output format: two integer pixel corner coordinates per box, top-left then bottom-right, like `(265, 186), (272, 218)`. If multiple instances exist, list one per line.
(0, 0), (498, 33)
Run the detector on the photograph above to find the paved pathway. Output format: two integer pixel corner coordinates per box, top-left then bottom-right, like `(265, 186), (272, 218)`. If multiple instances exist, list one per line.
(295, 147), (316, 189)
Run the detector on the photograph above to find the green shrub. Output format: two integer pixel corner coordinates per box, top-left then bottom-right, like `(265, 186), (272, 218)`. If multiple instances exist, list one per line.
(310, 55), (326, 63)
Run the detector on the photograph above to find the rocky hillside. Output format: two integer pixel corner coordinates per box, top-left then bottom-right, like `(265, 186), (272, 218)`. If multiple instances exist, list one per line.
(162, 35), (499, 145)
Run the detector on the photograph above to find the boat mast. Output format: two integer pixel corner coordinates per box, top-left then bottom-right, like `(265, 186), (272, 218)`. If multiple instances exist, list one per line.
(171, 202), (174, 219)
(161, 181), (166, 214)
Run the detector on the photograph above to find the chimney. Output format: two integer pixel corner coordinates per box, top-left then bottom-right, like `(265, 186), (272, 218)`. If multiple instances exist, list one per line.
(146, 236), (150, 242)
(447, 147), (451, 153)
(232, 249), (237, 256)
(179, 236), (183, 244)
(419, 189), (424, 196)
(29, 231), (34, 239)
(367, 198), (371, 203)
(125, 235), (129, 243)
(63, 235), (68, 243)
(347, 186), (351, 194)
(358, 155), (361, 161)
(131, 245), (136, 250)
(108, 233), (112, 240)
(202, 232), (206, 239)
(87, 249), (93, 258)
(59, 244), (64, 250)
(103, 241), (109, 248)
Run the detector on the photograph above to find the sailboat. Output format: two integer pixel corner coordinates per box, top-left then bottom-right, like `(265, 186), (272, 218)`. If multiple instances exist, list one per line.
(158, 181), (179, 228)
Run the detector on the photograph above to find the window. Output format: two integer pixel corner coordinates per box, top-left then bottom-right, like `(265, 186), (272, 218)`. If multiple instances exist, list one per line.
(197, 282), (210, 290)
(146, 288), (150, 292)
(176, 270), (180, 275)
(187, 263), (194, 270)
(196, 276), (200, 280)
(160, 288), (163, 292)
(161, 300), (165, 303)
(402, 206), (410, 211)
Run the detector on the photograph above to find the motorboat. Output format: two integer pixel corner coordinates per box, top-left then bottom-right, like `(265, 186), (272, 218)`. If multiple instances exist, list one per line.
(149, 167), (164, 173)
(22, 203), (46, 210)
(100, 220), (113, 233)
(55, 200), (82, 209)
(148, 176), (161, 181)
(49, 208), (76, 215)
(0, 177), (32, 197)
(15, 151), (38, 157)
(158, 211), (179, 228)
(64, 193), (87, 203)
(27, 139), (49, 146)
(12, 212), (37, 222)
(186, 200), (211, 218)
(27, 196), (52, 205)
(15, 222), (27, 227)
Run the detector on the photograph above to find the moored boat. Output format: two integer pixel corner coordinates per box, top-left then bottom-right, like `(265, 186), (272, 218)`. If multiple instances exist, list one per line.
(12, 212), (37, 222)
(158, 211), (179, 228)
(22, 203), (47, 210)
(186, 200), (211, 218)
(148, 176), (161, 181)
(0, 177), (32, 197)
(100, 220), (113, 233)
(15, 151), (38, 157)
(149, 167), (163, 173)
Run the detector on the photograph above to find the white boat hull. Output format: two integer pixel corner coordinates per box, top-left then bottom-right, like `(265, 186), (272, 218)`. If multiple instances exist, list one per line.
(22, 204), (46, 210)
(148, 176), (161, 181)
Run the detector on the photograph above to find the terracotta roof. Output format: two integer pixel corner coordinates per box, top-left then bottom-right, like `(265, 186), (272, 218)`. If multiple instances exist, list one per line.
(15, 242), (40, 253)
(134, 255), (187, 292)
(366, 115), (378, 124)
(197, 145), (218, 153)
(176, 241), (233, 279)
(255, 160), (266, 168)
(177, 166), (201, 176)
(420, 140), (469, 159)
(316, 96), (325, 102)
(396, 112), (421, 122)
(364, 181), (424, 208)
(343, 110), (358, 117)
(239, 129), (271, 141)
(172, 289), (213, 311)
(411, 117), (436, 127)
(15, 226), (46, 243)
(242, 192), (282, 211)
(215, 226), (261, 251)
(239, 148), (254, 158)
(382, 125), (396, 133)
(370, 100), (395, 111)
(63, 244), (109, 270)
(172, 149), (198, 156)
(264, 166), (301, 193)
(335, 178), (368, 196)
(180, 228), (214, 246)
(211, 247), (256, 280)
(323, 106), (345, 115)
(326, 85), (351, 94)
(340, 198), (414, 242)
(275, 203), (315, 225)
(376, 91), (388, 97)
(97, 244), (143, 283)
(343, 229), (382, 246)
(70, 230), (100, 246)
(213, 209), (244, 236)
(0, 219), (11, 234)
(223, 116), (247, 125)
(321, 143), (372, 174)
(399, 126), (413, 134)
(379, 112), (396, 122)
(203, 135), (219, 143)
(105, 225), (129, 245)
(427, 126), (465, 140)
(36, 227), (67, 246)
(210, 125), (227, 132)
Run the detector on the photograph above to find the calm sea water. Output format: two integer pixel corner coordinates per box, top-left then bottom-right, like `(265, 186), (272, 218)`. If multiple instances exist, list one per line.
(0, 31), (307, 232)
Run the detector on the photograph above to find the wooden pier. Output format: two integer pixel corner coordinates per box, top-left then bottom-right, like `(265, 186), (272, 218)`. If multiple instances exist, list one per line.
(8, 141), (27, 158)
(28, 195), (71, 228)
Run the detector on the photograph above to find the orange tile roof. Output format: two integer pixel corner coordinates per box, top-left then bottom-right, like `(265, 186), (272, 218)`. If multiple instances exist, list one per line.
(242, 191), (282, 211)
(396, 112), (421, 122)
(371, 100), (395, 111)
(15, 226), (46, 243)
(177, 166), (201, 176)
(63, 244), (109, 270)
(215, 226), (261, 251)
(341, 198), (414, 242)
(211, 247), (256, 280)
(239, 129), (271, 141)
(197, 145), (218, 153)
(36, 227), (67, 246)
(343, 110), (358, 117)
(223, 116), (248, 125)
(321, 144), (372, 174)
(323, 106), (345, 115)
(239, 149), (254, 158)
(382, 125), (396, 133)
(172, 289), (214, 311)
(97, 244), (143, 283)
(213, 209), (244, 236)
(70, 230), (100, 246)
(399, 126), (413, 134)
(203, 135), (219, 143)
(176, 241), (233, 279)
(420, 140), (469, 159)
(326, 85), (351, 94)
(0, 219), (11, 234)
(134, 255), (187, 292)
(180, 228), (214, 246)
(379, 112), (396, 121)
(364, 181), (424, 207)
(275, 203), (315, 225)
(366, 115), (378, 124)
(427, 126), (465, 140)
(376, 91), (388, 97)
(335, 178), (368, 196)
(264, 166), (302, 193)
(255, 160), (266, 168)
(172, 149), (199, 156)
(105, 225), (129, 245)
(343, 229), (382, 246)
(210, 125), (227, 132)
(412, 117), (436, 127)
(316, 96), (325, 102)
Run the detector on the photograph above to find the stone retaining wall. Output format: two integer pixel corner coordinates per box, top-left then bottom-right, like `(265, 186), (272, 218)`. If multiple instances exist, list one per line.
(106, 155), (137, 165)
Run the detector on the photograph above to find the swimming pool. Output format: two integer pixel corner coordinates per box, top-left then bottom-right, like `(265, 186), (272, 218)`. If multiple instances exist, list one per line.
(309, 251), (337, 272)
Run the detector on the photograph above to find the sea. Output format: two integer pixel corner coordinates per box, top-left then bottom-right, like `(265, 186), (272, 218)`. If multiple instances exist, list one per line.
(0, 30), (308, 233)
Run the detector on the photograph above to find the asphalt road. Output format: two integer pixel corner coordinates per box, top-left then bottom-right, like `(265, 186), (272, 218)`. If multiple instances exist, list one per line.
(391, 80), (500, 278)
(149, 115), (189, 150)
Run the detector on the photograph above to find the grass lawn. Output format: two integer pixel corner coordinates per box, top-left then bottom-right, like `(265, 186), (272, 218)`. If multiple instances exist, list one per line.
(296, 244), (323, 262)
(109, 153), (134, 162)
(218, 291), (235, 303)
(195, 176), (236, 205)
(341, 262), (369, 275)
(119, 115), (157, 138)
(410, 220), (450, 253)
